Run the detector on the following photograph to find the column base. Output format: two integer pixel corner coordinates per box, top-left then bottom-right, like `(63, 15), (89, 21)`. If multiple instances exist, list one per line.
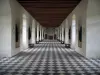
(36, 41), (39, 44)
(65, 44), (70, 48)
(61, 41), (64, 44)
(29, 44), (34, 48)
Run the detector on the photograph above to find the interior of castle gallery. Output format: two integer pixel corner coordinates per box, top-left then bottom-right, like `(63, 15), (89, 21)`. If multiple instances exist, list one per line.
(0, 0), (100, 75)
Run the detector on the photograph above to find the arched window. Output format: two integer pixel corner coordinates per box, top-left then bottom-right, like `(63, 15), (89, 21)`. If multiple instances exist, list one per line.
(71, 14), (76, 49)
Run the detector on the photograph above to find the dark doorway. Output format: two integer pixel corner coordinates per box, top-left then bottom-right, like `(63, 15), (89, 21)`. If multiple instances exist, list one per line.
(45, 34), (47, 39)
(49, 36), (53, 40)
(54, 34), (56, 40)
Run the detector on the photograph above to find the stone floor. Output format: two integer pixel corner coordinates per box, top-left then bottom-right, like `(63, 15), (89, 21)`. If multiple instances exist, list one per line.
(0, 40), (100, 75)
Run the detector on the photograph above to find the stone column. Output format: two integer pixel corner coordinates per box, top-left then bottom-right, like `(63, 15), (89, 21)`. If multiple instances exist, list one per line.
(39, 25), (42, 41)
(61, 24), (64, 44)
(65, 20), (70, 48)
(57, 28), (59, 40)
(58, 27), (60, 41)
(31, 19), (36, 47)
(60, 26), (62, 42)
(36, 23), (39, 44)
(42, 27), (44, 40)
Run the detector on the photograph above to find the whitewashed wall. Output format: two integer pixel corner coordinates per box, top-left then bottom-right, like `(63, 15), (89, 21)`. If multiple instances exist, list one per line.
(0, 0), (12, 57)
(63, 0), (100, 58)
(63, 0), (88, 56)
(86, 0), (100, 58)
(0, 0), (39, 57)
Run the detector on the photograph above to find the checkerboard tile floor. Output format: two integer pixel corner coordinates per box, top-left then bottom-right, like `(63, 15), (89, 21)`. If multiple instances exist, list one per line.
(0, 40), (100, 75)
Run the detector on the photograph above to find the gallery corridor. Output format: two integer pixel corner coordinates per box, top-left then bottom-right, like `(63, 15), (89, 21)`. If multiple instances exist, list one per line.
(0, 40), (100, 75)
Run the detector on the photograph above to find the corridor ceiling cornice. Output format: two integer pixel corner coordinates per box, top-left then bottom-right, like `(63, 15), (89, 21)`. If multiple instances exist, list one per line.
(17, 0), (81, 27)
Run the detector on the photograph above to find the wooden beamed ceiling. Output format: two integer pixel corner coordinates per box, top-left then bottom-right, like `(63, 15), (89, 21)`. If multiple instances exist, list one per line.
(17, 0), (81, 27)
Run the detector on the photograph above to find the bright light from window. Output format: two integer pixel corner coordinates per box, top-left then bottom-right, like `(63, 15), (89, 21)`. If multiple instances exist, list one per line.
(22, 19), (27, 45)
(71, 14), (76, 49)
(72, 20), (76, 43)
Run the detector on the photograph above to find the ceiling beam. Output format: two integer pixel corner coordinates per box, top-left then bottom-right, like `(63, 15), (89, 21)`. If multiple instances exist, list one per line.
(17, 0), (81, 27)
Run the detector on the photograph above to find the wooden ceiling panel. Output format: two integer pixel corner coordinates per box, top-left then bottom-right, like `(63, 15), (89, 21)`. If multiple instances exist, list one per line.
(17, 0), (81, 27)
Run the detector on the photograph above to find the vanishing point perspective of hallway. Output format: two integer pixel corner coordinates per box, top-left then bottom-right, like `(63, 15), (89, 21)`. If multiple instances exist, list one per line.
(0, 40), (100, 75)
